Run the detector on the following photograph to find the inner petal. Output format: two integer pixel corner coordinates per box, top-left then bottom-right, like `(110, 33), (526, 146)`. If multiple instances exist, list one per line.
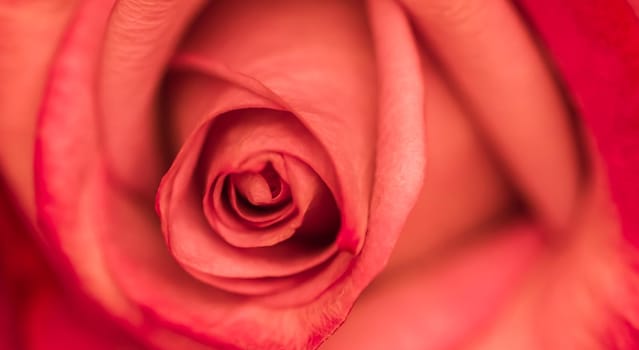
(227, 176), (294, 227)
(204, 153), (329, 249)
(235, 172), (273, 204)
(231, 163), (290, 206)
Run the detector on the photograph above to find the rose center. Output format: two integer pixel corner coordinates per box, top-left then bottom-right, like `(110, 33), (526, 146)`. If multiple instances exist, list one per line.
(231, 162), (289, 207)
(222, 161), (295, 228)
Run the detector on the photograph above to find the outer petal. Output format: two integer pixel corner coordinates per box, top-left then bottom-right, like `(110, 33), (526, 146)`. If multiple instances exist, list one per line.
(399, 0), (584, 234)
(0, 1), (78, 220)
(0, 171), (144, 350)
(323, 9), (539, 348)
(23, 288), (145, 350)
(516, 0), (639, 345)
(34, 1), (212, 349)
(516, 0), (639, 246)
(0, 174), (35, 350)
(0, 279), (14, 350)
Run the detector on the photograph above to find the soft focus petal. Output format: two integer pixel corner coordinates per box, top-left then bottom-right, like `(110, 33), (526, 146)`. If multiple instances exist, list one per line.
(24, 288), (144, 350)
(400, 0), (584, 234)
(323, 224), (540, 350)
(35, 0), (131, 323)
(0, 172), (143, 350)
(34, 1), (214, 348)
(516, 0), (639, 344)
(0, 279), (15, 350)
(380, 39), (515, 279)
(0, 1), (78, 220)
(517, 0), (639, 248)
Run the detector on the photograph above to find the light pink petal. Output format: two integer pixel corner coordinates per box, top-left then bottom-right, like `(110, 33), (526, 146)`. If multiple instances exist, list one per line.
(332, 0), (426, 292)
(216, 176), (295, 229)
(158, 51), (349, 296)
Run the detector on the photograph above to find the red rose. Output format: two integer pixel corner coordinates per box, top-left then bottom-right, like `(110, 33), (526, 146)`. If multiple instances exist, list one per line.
(1, 0), (638, 349)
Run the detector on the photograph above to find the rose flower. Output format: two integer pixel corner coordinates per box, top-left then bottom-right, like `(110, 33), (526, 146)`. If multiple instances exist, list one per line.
(1, 0), (638, 349)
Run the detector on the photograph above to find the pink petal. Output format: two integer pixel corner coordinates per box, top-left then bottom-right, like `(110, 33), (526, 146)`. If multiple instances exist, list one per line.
(24, 289), (144, 350)
(336, 0), (426, 290)
(34, 1), (236, 348)
(385, 46), (514, 276)
(517, 0), (639, 343)
(516, 0), (639, 251)
(0, 1), (78, 220)
(323, 223), (541, 350)
(399, 0), (583, 234)
(98, 0), (206, 198)
(203, 154), (327, 248)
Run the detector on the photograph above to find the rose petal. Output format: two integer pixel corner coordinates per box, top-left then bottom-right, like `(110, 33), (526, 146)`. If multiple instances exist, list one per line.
(384, 42), (514, 274)
(515, 0), (639, 248)
(337, 0), (426, 288)
(220, 173), (295, 228)
(34, 2), (238, 348)
(516, 0), (639, 343)
(323, 223), (541, 350)
(0, 1), (78, 220)
(204, 154), (328, 248)
(159, 110), (341, 280)
(107, 0), (412, 348)
(24, 289), (144, 350)
(35, 0), (133, 323)
(0, 280), (15, 350)
(98, 0), (206, 198)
